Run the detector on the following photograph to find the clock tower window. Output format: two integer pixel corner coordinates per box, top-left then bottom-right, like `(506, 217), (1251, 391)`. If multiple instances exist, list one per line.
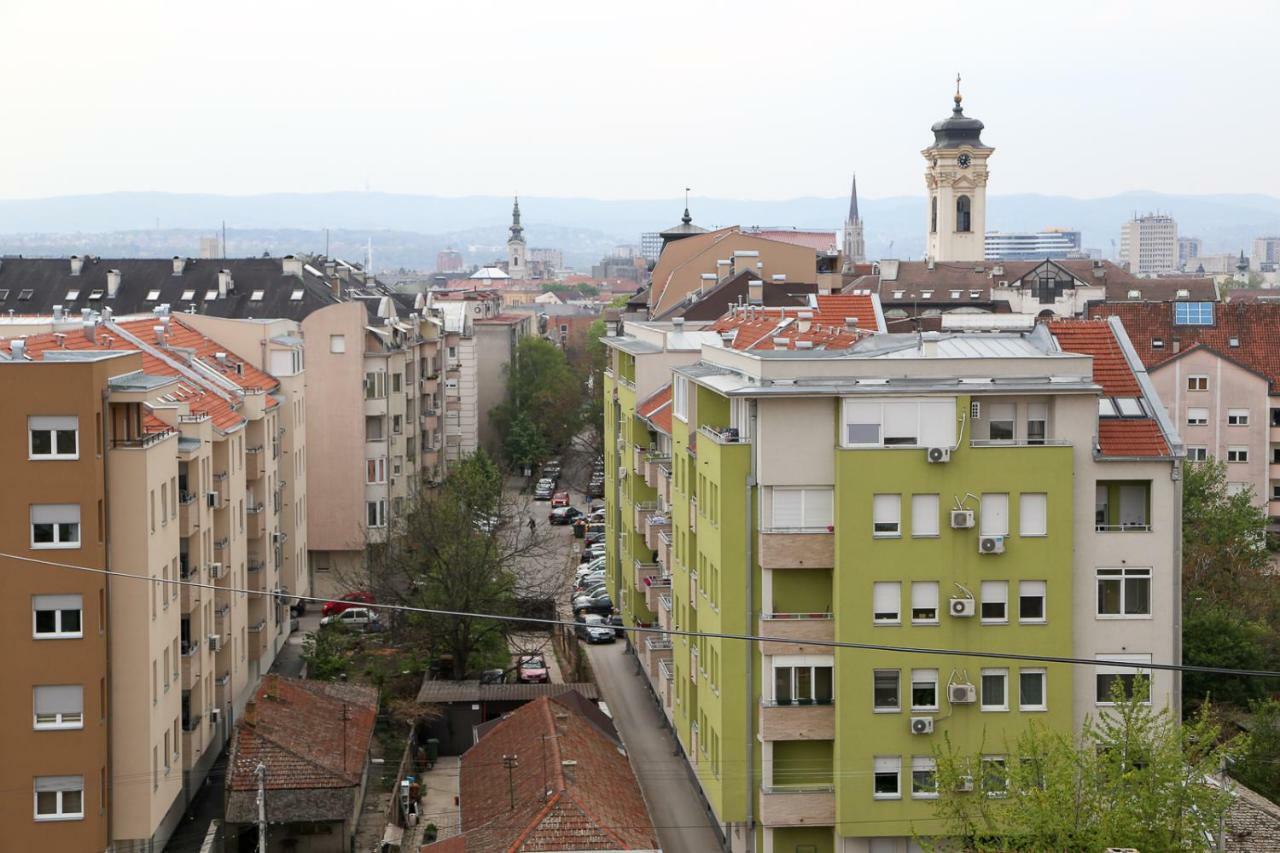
(930, 197), (938, 234)
(956, 195), (972, 233)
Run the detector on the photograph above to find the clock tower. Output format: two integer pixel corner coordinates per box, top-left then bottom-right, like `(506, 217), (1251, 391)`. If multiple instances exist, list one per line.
(923, 77), (993, 263)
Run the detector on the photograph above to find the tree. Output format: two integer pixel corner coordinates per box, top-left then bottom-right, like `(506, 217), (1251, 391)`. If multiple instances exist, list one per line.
(582, 318), (609, 444)
(492, 337), (584, 463)
(502, 410), (547, 473)
(1232, 699), (1280, 803)
(1182, 604), (1275, 713)
(927, 678), (1236, 852)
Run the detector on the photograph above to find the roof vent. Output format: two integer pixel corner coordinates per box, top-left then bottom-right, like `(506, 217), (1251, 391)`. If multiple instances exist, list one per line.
(106, 269), (122, 298)
(772, 274), (787, 282)
(282, 255), (304, 278)
(795, 340), (814, 349)
(671, 317), (685, 328)
(172, 256), (186, 276)
(70, 256), (83, 276)
(844, 316), (860, 329)
(216, 352), (228, 366)
(1229, 337), (1240, 347)
(10, 339), (25, 359)
(52, 305), (64, 321)
(772, 337), (789, 346)
(82, 321), (96, 343)
(927, 258), (936, 271)
(1176, 289), (1190, 299)
(218, 269), (234, 297)
(154, 325), (166, 345)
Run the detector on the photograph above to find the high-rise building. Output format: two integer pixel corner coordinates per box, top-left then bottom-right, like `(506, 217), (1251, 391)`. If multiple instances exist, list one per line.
(1178, 237), (1203, 270)
(984, 229), (1082, 261)
(507, 196), (528, 281)
(842, 174), (866, 268)
(640, 232), (663, 263)
(603, 315), (1182, 852)
(924, 82), (994, 263)
(436, 249), (465, 273)
(1252, 236), (1280, 271)
(1119, 214), (1178, 276)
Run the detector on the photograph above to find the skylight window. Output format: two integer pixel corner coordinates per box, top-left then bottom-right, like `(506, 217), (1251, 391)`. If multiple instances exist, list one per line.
(921, 290), (933, 299)
(892, 290), (905, 299)
(1174, 302), (1213, 325)
(181, 290), (195, 301)
(969, 290), (982, 299)
(65, 290), (80, 301)
(0, 290), (8, 299)
(1114, 398), (1144, 417)
(949, 290), (961, 299)
(145, 290), (161, 301)
(88, 290), (103, 300)
(290, 289), (304, 301)
(1127, 289), (1141, 299)
(18, 289), (33, 301)
(204, 290), (218, 301)
(1229, 337), (1240, 347)
(250, 290), (265, 301)
(1152, 338), (1164, 349)
(1098, 399), (1118, 418)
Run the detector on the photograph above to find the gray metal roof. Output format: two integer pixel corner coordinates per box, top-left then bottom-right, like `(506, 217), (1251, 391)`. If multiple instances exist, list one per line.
(416, 680), (600, 703)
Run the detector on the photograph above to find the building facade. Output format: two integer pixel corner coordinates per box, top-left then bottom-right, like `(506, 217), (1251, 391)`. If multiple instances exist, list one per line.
(923, 87), (993, 264)
(1119, 214), (1179, 276)
(984, 229), (1083, 261)
(507, 197), (528, 281)
(1179, 237), (1204, 270)
(603, 317), (1182, 853)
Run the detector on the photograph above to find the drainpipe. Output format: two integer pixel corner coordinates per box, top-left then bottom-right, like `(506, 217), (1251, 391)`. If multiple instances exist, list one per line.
(100, 387), (115, 847)
(743, 403), (758, 853)
(1171, 457), (1183, 714)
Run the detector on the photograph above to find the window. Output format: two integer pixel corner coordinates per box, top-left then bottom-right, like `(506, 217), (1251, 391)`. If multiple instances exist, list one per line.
(910, 669), (938, 711)
(772, 657), (833, 705)
(34, 776), (83, 821)
(1096, 568), (1151, 617)
(979, 493), (1008, 537)
(911, 756), (938, 798)
(250, 289), (265, 301)
(673, 376), (689, 422)
(1187, 446), (1208, 462)
(1096, 654), (1151, 704)
(980, 757), (1008, 796)
(366, 500), (386, 528)
(988, 403), (1015, 442)
(1187, 375), (1208, 391)
(1227, 481), (1247, 496)
(29, 416), (79, 459)
(1019, 668), (1047, 711)
(31, 504), (81, 549)
(1228, 409), (1250, 426)
(364, 371), (386, 399)
(34, 595), (82, 638)
(980, 581), (1007, 623)
(841, 398), (957, 449)
(180, 289), (195, 301)
(956, 195), (972, 232)
(911, 582), (939, 623)
(873, 670), (900, 711)
(365, 416), (384, 441)
(34, 685), (84, 729)
(65, 289), (79, 300)
(1026, 402), (1047, 445)
(873, 757), (901, 799)
(930, 196), (937, 233)
(981, 669), (1008, 710)
(392, 414), (402, 434)
(1018, 581), (1046, 623)
(1187, 407), (1208, 426)
(1227, 446), (1248, 463)
(1018, 493), (1047, 537)
(1174, 302), (1214, 325)
(769, 487), (833, 530)
(289, 289), (304, 301)
(873, 494), (900, 537)
(329, 334), (346, 354)
(872, 582), (901, 624)
(911, 494), (939, 537)
(366, 457), (386, 484)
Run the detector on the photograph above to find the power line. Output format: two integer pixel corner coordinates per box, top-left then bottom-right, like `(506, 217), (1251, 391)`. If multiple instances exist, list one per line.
(4, 550), (1279, 679)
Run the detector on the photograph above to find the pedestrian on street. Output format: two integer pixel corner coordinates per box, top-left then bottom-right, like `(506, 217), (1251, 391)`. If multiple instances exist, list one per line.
(528, 516), (536, 534)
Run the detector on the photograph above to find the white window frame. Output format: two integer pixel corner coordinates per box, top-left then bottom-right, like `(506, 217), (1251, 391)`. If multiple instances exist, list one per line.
(981, 756), (1008, 797)
(366, 457), (387, 485)
(1018, 580), (1046, 624)
(873, 756), (901, 800)
(1187, 375), (1208, 391)
(1227, 446), (1248, 463)
(840, 397), (957, 449)
(1018, 493), (1047, 537)
(1025, 402), (1048, 445)
(872, 494), (901, 538)
(1018, 668), (1047, 711)
(34, 685), (84, 730)
(1095, 653), (1151, 705)
(873, 669), (900, 712)
(872, 581), (901, 625)
(1187, 407), (1208, 426)
(769, 487), (833, 531)
(910, 668), (939, 711)
(33, 595), (83, 639)
(1096, 567), (1152, 619)
(673, 376), (689, 422)
(28, 416), (80, 460)
(770, 654), (834, 705)
(980, 668), (1009, 711)
(911, 494), (939, 538)
(980, 493), (1009, 537)
(980, 580), (1008, 623)
(1187, 446), (1208, 462)
(911, 756), (938, 799)
(329, 334), (346, 354)
(987, 402), (1016, 442)
(911, 581), (939, 624)
(366, 500), (386, 529)
(1227, 408), (1250, 426)
(34, 776), (84, 821)
(30, 504), (81, 550)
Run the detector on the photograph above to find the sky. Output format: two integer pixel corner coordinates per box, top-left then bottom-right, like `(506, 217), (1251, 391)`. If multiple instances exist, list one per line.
(1, 0), (1275, 202)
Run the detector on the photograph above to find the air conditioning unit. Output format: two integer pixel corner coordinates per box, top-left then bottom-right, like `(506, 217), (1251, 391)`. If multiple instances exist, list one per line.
(956, 775), (975, 792)
(910, 716), (934, 735)
(207, 634), (222, 652)
(208, 562), (223, 579)
(618, 466), (627, 479)
(949, 510), (975, 529)
(949, 597), (975, 618)
(978, 535), (1005, 555)
(207, 491), (220, 508)
(949, 683), (977, 704)
(926, 446), (951, 464)
(970, 401), (982, 419)
(209, 707), (221, 723)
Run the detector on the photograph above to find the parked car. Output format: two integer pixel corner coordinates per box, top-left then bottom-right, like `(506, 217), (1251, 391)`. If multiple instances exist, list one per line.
(319, 606), (380, 631)
(322, 590), (374, 618)
(580, 546), (606, 564)
(549, 506), (581, 525)
(533, 478), (555, 500)
(583, 531), (606, 545)
(479, 668), (506, 684)
(575, 614), (615, 644)
(605, 614), (627, 639)
(516, 655), (550, 683)
(574, 577), (606, 596)
(573, 589), (613, 616)
(541, 459), (562, 480)
(551, 491), (571, 508)
(575, 558), (605, 578)
(587, 480), (605, 499)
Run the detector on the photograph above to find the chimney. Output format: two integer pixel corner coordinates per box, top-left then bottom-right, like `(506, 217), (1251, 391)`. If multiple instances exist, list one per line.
(102, 307), (113, 322)
(921, 331), (940, 358)
(282, 255), (304, 278)
(106, 269), (121, 298)
(672, 317), (685, 330)
(747, 278), (763, 305)
(797, 311), (813, 333)
(217, 269), (233, 297)
(10, 339), (25, 359)
(244, 699), (256, 726)
(324, 260), (336, 277)
(216, 352), (228, 367)
(82, 321), (97, 343)
(153, 325), (166, 345)
(844, 316), (860, 329)
(731, 250), (759, 278)
(70, 256), (83, 276)
(927, 258), (936, 271)
(700, 273), (717, 294)
(795, 340), (813, 350)
(52, 305), (64, 321)
(771, 274), (787, 282)
(172, 256), (186, 276)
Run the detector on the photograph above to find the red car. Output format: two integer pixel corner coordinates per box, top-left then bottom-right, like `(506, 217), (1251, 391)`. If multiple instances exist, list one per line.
(322, 590), (375, 617)
(551, 491), (571, 508)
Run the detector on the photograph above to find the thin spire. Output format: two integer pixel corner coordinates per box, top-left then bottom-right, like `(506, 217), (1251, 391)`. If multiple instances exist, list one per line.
(682, 187), (691, 225)
(954, 72), (962, 106)
(848, 173), (859, 222)
(509, 194), (524, 241)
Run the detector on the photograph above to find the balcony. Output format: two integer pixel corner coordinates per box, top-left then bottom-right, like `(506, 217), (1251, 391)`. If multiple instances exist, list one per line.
(446, 398), (461, 413)
(760, 701), (835, 741)
(658, 464), (672, 504)
(1095, 481), (1152, 533)
(645, 515), (671, 552)
(644, 636), (673, 681)
(689, 499), (698, 533)
(634, 501), (658, 530)
(658, 598), (673, 631)
(644, 454), (670, 489)
(632, 444), (646, 476)
(247, 504), (266, 539)
(970, 438), (1071, 448)
(758, 785), (835, 827)
(634, 560), (660, 593)
(181, 650), (201, 691)
(179, 492), (199, 536)
(698, 424), (749, 446)
(758, 614), (834, 656)
(645, 574), (671, 613)
(181, 575), (201, 611)
(758, 529), (834, 569)
(213, 471), (229, 503)
(657, 529), (672, 570)
(245, 446), (265, 480)
(247, 561), (266, 591)
(421, 376), (438, 396)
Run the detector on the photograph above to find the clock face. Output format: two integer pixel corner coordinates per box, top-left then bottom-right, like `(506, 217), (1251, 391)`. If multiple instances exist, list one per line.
(957, 153), (972, 169)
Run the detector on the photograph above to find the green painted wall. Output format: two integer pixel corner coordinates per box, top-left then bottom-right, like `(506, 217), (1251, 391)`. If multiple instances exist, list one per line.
(773, 740), (834, 786)
(773, 826), (836, 853)
(772, 569), (834, 614)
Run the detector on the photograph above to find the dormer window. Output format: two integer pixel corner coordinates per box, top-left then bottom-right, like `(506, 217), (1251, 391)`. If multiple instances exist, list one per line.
(892, 290), (905, 299)
(921, 290), (933, 299)
(1176, 289), (1190, 299)
(65, 290), (80, 301)
(1152, 338), (1164, 349)
(949, 290), (961, 299)
(204, 290), (217, 301)
(1127, 289), (1141, 299)
(145, 290), (161, 301)
(290, 289), (304, 301)
(250, 290), (265, 301)
(969, 290), (981, 299)
(181, 290), (195, 301)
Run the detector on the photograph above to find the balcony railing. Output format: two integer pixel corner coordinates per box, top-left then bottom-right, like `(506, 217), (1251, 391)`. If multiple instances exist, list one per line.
(698, 424), (749, 445)
(1095, 522), (1151, 532)
(645, 637), (673, 651)
(970, 438), (1071, 448)
(658, 658), (674, 681)
(181, 638), (200, 657)
(659, 593), (673, 612)
(182, 713), (203, 733)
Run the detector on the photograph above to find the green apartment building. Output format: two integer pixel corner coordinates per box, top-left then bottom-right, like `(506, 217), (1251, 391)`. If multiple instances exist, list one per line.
(604, 314), (1182, 853)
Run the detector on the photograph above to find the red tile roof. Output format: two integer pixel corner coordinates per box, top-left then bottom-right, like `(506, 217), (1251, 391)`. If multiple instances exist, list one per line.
(811, 293), (879, 330)
(423, 694), (656, 852)
(1098, 420), (1169, 457)
(227, 675), (378, 792)
(1090, 302), (1280, 394)
(637, 384), (673, 434)
(705, 293), (881, 352)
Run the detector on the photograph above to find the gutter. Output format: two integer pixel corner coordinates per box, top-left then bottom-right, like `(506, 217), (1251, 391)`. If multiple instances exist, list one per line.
(743, 404), (757, 853)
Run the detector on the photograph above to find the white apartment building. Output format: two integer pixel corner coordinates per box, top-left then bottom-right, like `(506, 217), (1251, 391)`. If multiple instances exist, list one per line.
(1120, 214), (1179, 276)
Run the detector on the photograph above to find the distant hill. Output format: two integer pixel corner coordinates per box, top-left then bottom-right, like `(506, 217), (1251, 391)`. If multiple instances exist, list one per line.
(1, 190), (1276, 270)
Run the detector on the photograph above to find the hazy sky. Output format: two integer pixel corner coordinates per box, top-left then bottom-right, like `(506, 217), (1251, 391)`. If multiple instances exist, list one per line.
(2, 0), (1275, 202)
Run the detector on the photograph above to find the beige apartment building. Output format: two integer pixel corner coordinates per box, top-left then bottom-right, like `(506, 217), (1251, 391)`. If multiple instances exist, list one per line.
(0, 309), (307, 851)
(1119, 214), (1179, 276)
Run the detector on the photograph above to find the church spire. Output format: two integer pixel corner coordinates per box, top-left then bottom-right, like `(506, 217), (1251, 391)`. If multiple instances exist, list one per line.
(509, 195), (524, 241)
(848, 174), (860, 222)
(842, 172), (866, 268)
(681, 187), (692, 225)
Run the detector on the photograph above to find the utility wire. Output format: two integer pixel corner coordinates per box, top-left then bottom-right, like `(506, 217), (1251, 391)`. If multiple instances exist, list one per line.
(4, 550), (1279, 679)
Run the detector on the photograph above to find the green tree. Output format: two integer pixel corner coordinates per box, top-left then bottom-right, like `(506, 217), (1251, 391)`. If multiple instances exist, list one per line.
(927, 679), (1236, 851)
(1232, 698), (1280, 803)
(492, 336), (583, 462)
(1182, 604), (1275, 712)
(582, 318), (609, 444)
(502, 410), (547, 473)
(1182, 458), (1271, 613)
